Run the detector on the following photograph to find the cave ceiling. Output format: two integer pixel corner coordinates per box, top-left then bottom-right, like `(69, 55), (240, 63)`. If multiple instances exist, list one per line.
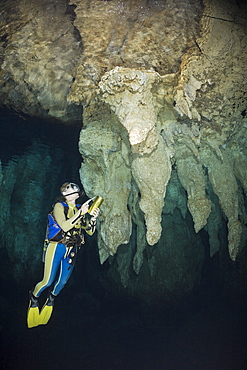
(0, 0), (247, 265)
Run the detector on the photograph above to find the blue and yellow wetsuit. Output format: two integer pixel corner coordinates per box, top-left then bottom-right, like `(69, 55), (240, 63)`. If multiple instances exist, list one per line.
(33, 201), (96, 298)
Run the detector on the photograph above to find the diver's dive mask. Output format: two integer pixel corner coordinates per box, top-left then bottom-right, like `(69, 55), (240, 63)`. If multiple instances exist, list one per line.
(61, 182), (83, 197)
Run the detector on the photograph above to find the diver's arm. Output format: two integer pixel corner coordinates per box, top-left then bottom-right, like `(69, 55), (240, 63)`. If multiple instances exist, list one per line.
(84, 218), (96, 236)
(53, 202), (85, 232)
(83, 208), (100, 235)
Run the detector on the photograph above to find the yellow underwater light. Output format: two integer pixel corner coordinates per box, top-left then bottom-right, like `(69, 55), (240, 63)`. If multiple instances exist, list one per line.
(88, 196), (104, 215)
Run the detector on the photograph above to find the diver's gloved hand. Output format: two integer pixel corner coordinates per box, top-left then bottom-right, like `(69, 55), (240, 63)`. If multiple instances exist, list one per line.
(91, 208), (100, 221)
(80, 199), (91, 215)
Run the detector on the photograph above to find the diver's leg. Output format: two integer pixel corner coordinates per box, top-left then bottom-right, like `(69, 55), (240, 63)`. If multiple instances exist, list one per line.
(33, 242), (66, 297)
(52, 253), (74, 296)
(27, 243), (65, 328)
(38, 254), (74, 325)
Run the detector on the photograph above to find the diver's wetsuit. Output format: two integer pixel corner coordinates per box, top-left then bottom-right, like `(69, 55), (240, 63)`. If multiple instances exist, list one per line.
(33, 202), (96, 298)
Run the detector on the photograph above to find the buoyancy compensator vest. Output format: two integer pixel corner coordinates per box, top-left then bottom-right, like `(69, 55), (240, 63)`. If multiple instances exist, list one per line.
(46, 201), (81, 242)
(43, 202), (85, 263)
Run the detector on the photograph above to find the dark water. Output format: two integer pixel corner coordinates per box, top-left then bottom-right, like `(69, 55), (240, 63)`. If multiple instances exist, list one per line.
(0, 107), (81, 180)
(0, 284), (247, 370)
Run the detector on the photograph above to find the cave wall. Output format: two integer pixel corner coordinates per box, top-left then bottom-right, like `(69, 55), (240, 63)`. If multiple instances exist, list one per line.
(71, 0), (247, 301)
(0, 0), (247, 304)
(0, 0), (82, 123)
(69, 0), (247, 260)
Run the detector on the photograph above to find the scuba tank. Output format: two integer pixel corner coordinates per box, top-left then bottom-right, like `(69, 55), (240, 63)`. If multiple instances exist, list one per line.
(88, 196), (104, 214)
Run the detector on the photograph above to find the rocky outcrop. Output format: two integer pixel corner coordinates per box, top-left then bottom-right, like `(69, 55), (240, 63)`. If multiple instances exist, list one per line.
(71, 0), (247, 265)
(78, 103), (133, 263)
(0, 0), (82, 123)
(99, 68), (172, 248)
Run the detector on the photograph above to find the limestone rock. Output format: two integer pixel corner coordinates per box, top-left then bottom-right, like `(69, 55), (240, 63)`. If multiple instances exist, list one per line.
(78, 104), (132, 263)
(68, 0), (202, 106)
(200, 146), (243, 260)
(175, 150), (211, 233)
(132, 138), (172, 246)
(0, 0), (82, 123)
(99, 67), (160, 153)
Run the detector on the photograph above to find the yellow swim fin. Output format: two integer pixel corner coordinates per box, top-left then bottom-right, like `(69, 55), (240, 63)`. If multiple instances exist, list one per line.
(39, 293), (55, 326)
(27, 292), (40, 328)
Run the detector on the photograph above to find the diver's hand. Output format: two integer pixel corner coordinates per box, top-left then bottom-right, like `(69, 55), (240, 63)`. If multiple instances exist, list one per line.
(91, 208), (100, 221)
(80, 199), (91, 215)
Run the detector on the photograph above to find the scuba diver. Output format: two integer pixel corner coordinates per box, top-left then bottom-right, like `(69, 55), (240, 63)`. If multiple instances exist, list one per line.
(27, 182), (100, 328)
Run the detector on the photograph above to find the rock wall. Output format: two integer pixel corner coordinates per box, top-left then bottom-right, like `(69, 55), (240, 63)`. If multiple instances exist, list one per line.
(0, 0), (82, 123)
(69, 0), (247, 264)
